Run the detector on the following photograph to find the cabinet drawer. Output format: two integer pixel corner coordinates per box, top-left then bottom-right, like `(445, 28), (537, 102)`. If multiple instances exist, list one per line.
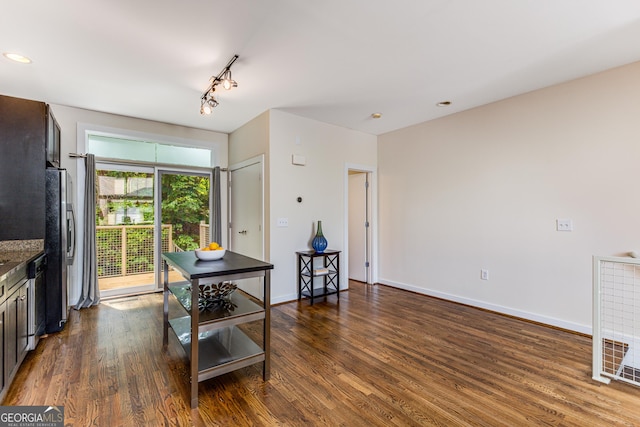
(0, 266), (27, 304)
(6, 270), (27, 296)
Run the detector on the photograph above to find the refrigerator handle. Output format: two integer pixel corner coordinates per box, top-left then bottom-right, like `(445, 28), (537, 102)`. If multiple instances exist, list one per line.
(67, 207), (76, 263)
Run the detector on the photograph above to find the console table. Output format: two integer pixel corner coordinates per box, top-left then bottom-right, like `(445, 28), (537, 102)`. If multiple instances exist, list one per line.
(162, 250), (273, 408)
(296, 250), (340, 305)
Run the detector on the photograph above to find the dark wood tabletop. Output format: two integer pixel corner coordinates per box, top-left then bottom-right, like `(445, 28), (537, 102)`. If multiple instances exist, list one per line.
(162, 250), (273, 280)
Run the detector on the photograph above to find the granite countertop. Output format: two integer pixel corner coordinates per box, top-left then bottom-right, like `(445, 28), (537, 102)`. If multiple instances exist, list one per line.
(0, 239), (44, 282)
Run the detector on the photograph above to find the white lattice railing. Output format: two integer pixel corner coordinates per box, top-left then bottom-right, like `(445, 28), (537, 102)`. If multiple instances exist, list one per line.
(96, 223), (212, 277)
(96, 224), (173, 278)
(593, 255), (640, 387)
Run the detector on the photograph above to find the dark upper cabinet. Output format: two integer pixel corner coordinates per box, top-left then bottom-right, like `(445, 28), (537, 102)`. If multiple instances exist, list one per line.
(0, 95), (47, 240)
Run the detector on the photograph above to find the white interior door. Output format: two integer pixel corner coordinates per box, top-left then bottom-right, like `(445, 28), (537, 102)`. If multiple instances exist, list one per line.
(230, 157), (264, 298)
(348, 172), (368, 282)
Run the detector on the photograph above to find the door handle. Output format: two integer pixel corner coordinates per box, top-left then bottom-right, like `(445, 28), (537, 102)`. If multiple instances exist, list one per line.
(238, 230), (247, 234)
(67, 207), (76, 262)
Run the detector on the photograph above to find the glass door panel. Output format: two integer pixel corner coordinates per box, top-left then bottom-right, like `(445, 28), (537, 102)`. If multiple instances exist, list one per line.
(157, 170), (211, 288)
(96, 164), (156, 297)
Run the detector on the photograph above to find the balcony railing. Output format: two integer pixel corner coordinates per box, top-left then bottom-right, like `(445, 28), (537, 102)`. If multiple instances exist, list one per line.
(96, 223), (211, 278)
(96, 224), (173, 278)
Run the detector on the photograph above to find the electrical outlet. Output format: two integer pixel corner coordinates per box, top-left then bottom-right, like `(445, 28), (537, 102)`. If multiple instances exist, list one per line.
(481, 269), (489, 280)
(556, 219), (573, 232)
(277, 217), (288, 227)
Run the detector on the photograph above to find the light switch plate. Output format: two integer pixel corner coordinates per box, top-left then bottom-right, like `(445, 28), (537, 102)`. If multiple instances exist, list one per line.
(277, 218), (289, 227)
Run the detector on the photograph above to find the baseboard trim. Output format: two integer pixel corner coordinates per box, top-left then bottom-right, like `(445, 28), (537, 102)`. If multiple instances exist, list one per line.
(272, 293), (299, 305)
(272, 283), (351, 306)
(378, 278), (592, 335)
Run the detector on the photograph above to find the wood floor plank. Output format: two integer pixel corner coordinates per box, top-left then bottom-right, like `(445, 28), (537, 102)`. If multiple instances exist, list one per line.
(4, 281), (640, 426)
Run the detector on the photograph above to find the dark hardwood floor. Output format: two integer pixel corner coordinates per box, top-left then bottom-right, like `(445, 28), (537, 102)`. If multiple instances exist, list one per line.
(5, 281), (640, 426)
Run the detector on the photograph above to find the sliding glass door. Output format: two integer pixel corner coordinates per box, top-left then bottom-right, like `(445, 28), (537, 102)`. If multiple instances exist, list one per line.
(96, 164), (212, 297)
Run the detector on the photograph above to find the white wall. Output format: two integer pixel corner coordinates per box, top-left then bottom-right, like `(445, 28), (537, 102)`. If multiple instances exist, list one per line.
(229, 111), (271, 259)
(50, 104), (228, 304)
(268, 110), (377, 303)
(229, 111), (270, 162)
(378, 61), (640, 334)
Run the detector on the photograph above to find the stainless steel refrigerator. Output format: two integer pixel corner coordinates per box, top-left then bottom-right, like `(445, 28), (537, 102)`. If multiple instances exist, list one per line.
(45, 168), (76, 333)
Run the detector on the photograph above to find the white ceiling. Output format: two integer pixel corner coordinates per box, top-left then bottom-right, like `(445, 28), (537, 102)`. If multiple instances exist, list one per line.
(2, 1), (640, 136)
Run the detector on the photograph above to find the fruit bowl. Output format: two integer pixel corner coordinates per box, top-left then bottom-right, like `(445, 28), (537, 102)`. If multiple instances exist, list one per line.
(195, 248), (226, 261)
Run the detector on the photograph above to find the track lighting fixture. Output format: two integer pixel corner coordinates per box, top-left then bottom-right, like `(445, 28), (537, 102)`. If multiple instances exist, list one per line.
(200, 55), (239, 115)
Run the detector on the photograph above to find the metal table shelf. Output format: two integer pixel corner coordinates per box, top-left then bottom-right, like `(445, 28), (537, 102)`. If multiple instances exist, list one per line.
(162, 250), (273, 408)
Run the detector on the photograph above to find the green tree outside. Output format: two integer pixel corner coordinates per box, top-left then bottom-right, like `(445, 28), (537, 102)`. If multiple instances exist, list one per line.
(161, 173), (210, 250)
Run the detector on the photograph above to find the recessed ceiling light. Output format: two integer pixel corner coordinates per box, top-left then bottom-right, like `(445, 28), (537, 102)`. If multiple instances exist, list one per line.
(3, 52), (32, 64)
(371, 112), (382, 119)
(436, 101), (451, 107)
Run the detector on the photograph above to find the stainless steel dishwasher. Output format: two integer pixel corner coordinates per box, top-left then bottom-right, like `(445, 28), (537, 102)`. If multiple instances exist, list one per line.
(27, 254), (47, 350)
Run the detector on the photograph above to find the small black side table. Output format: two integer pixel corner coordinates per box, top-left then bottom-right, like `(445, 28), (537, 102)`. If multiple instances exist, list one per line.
(296, 250), (340, 305)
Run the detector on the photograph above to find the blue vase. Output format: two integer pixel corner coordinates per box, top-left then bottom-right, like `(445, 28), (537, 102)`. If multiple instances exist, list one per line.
(312, 220), (328, 253)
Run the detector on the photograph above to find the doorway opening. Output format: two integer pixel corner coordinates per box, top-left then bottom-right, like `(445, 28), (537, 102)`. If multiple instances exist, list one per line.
(345, 164), (376, 286)
(348, 171), (370, 283)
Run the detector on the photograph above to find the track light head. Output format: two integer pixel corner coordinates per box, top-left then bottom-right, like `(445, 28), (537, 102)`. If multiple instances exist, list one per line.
(200, 94), (219, 115)
(222, 70), (237, 90)
(200, 101), (211, 115)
